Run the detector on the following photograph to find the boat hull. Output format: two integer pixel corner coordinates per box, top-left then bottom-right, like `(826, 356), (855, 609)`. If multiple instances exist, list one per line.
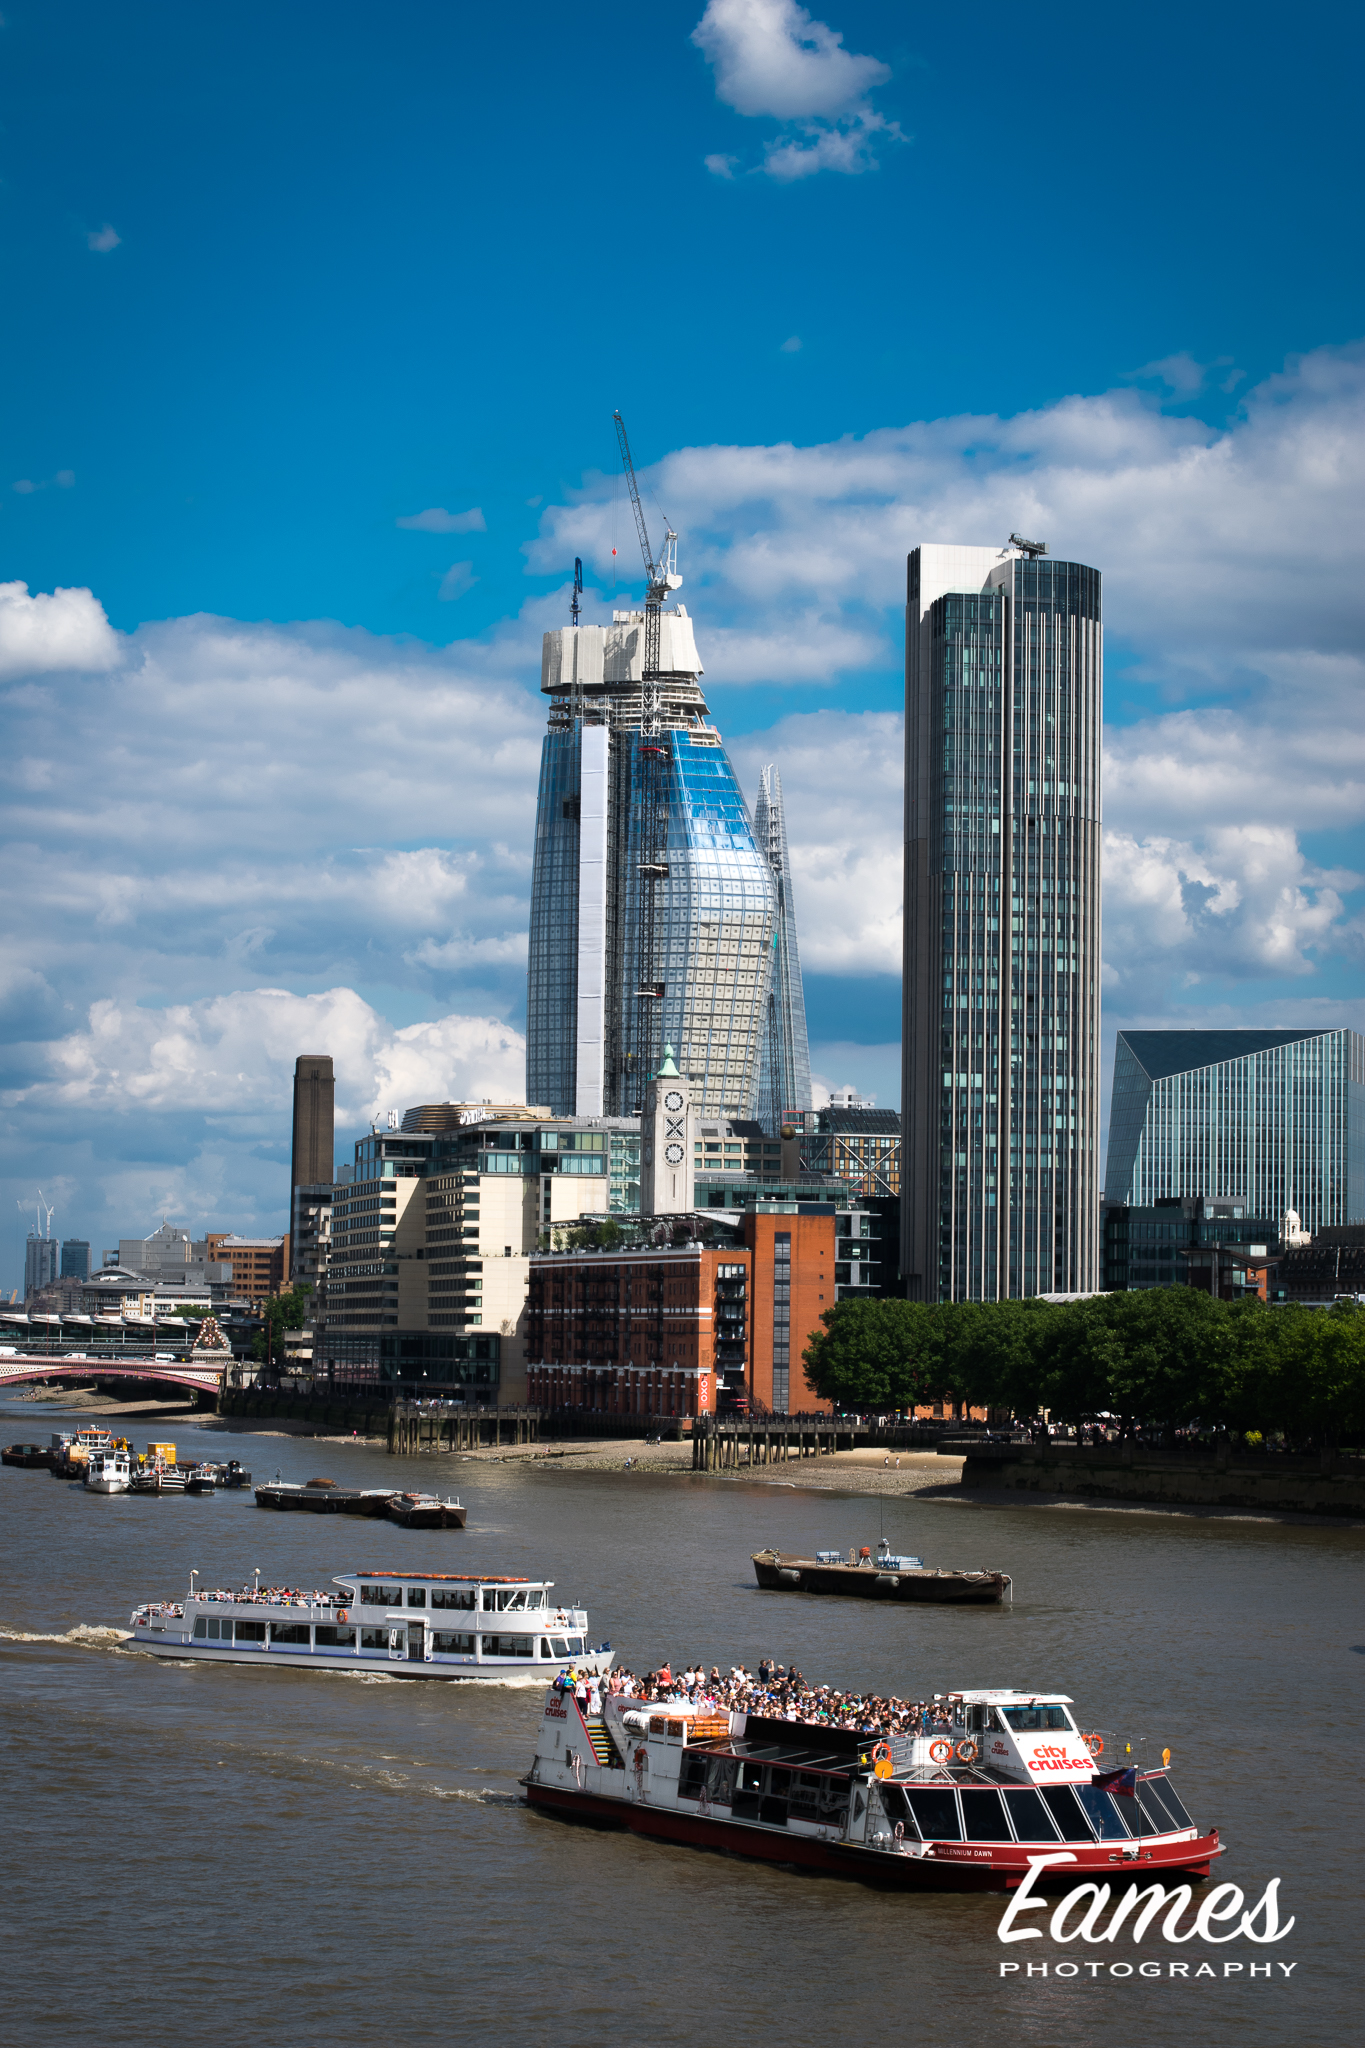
(2, 1445), (53, 1469)
(753, 1556), (1008, 1605)
(524, 1781), (1222, 1892)
(254, 1486), (393, 1515)
(131, 1636), (611, 1682)
(387, 1500), (468, 1529)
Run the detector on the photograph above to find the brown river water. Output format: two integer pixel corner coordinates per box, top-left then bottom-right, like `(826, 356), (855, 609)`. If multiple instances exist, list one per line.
(1, 1396), (1358, 2046)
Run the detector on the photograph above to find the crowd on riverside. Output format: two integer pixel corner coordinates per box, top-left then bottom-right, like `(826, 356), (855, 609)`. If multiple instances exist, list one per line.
(559, 1657), (959, 1741)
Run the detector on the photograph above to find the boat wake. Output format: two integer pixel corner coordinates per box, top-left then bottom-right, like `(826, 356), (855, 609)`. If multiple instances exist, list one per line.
(0, 1624), (133, 1647)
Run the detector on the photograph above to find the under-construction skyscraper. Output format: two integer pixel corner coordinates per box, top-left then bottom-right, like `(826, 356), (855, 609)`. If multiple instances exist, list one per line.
(526, 608), (779, 1122)
(753, 764), (812, 1132)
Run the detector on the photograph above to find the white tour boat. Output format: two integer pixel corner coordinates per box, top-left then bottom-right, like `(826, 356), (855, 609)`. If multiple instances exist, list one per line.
(129, 1568), (614, 1682)
(85, 1449), (133, 1494)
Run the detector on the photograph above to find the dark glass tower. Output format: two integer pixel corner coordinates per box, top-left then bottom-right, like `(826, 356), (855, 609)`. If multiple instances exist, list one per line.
(753, 764), (813, 1133)
(901, 545), (1102, 1300)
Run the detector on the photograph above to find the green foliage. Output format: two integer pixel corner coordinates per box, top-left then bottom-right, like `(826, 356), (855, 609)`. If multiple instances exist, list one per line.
(801, 1288), (1365, 1444)
(250, 1283), (313, 1364)
(553, 1218), (624, 1253)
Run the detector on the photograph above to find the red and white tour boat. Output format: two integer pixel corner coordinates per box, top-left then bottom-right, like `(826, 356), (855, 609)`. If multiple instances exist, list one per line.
(523, 1685), (1223, 1892)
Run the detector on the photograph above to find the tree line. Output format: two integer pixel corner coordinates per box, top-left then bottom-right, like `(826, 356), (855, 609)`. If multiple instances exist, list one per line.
(801, 1290), (1365, 1446)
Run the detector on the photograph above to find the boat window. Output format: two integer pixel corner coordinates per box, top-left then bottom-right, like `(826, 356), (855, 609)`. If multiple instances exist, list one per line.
(270, 1623), (310, 1646)
(959, 1788), (1009, 1841)
(483, 1634), (535, 1658)
(1004, 1789), (1061, 1842)
(483, 1588), (526, 1610)
(787, 1772), (824, 1820)
(999, 1705), (1073, 1732)
(525, 1589), (546, 1609)
(406, 1588), (426, 1608)
(1142, 1776), (1192, 1831)
(431, 1587), (475, 1610)
(433, 1630), (475, 1654)
(360, 1627), (392, 1650)
(1039, 1787), (1095, 1841)
(360, 1585), (395, 1606)
(1073, 1784), (1132, 1839)
(315, 1626), (356, 1648)
(192, 1617), (207, 1638)
(876, 1784), (914, 1832)
(679, 1755), (707, 1800)
(548, 1637), (570, 1658)
(565, 1635), (584, 1654)
(906, 1788), (962, 1842)
(706, 1757), (737, 1804)
(207, 1619), (228, 1641)
(233, 1620), (266, 1644)
(819, 1778), (850, 1825)
(737, 1761), (766, 1795)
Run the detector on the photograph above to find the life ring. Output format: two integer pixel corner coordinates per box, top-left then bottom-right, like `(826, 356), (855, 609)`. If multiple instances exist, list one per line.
(928, 1738), (953, 1764)
(872, 1741), (891, 1763)
(336, 1609), (348, 1623)
(1082, 1732), (1103, 1756)
(955, 1738), (980, 1764)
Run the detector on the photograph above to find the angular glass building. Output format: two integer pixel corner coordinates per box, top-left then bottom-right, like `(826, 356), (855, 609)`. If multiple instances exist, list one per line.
(753, 764), (813, 1132)
(901, 544), (1103, 1300)
(526, 608), (778, 1122)
(1105, 1027), (1365, 1232)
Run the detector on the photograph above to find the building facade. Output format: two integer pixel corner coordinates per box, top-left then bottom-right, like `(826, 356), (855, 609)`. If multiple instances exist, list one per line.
(290, 1054), (334, 1277)
(800, 1107), (901, 1199)
(753, 763), (813, 1131)
(901, 544), (1102, 1301)
(526, 610), (779, 1124)
(205, 1233), (287, 1299)
(1101, 1196), (1278, 1298)
(1105, 1028), (1365, 1234)
(24, 1234), (59, 1298)
(60, 1239), (91, 1280)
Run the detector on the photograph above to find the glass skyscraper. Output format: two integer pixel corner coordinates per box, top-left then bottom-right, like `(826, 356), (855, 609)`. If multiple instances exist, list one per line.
(901, 544), (1103, 1300)
(1105, 1027), (1365, 1232)
(526, 607), (778, 1122)
(753, 764), (812, 1132)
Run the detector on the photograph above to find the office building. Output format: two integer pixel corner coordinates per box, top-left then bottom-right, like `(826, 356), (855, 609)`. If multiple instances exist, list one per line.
(24, 1233), (59, 1298)
(753, 764), (812, 1131)
(290, 1054), (334, 1277)
(287, 1187), (332, 1298)
(205, 1233), (287, 1299)
(800, 1107), (901, 1199)
(526, 609), (778, 1123)
(901, 543), (1103, 1301)
(60, 1239), (91, 1281)
(1101, 1196), (1279, 1299)
(1105, 1028), (1365, 1233)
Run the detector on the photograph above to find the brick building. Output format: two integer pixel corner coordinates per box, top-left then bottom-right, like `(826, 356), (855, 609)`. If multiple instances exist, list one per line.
(205, 1234), (287, 1300)
(525, 1208), (837, 1422)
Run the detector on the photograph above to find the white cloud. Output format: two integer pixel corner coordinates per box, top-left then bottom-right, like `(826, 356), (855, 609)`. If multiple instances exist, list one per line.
(780, 334), (802, 352)
(692, 0), (900, 179)
(397, 506), (486, 533)
(704, 152), (740, 179)
(438, 562), (477, 600)
(0, 581), (121, 679)
(87, 224), (121, 252)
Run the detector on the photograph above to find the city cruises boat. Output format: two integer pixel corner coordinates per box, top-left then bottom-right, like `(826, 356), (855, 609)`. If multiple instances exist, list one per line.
(523, 1686), (1222, 1893)
(85, 1449), (133, 1494)
(129, 1569), (614, 1681)
(753, 1541), (1011, 1606)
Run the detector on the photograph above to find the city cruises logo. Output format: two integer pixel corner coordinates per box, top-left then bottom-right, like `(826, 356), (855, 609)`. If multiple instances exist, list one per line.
(997, 1854), (1298, 1982)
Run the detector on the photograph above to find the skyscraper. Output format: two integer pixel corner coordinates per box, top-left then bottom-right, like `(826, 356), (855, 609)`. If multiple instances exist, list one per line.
(290, 1053), (335, 1284)
(753, 764), (813, 1133)
(526, 607), (778, 1123)
(901, 543), (1102, 1300)
(1106, 1027), (1365, 1232)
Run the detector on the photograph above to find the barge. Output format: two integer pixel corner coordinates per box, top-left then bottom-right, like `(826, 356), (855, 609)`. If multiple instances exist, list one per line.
(523, 1686), (1220, 1893)
(130, 1568), (611, 1681)
(753, 1541), (1010, 1605)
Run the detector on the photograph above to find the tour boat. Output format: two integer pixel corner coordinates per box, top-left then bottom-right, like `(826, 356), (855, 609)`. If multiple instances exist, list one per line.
(522, 1686), (1222, 1893)
(129, 1569), (614, 1682)
(752, 1540), (1011, 1606)
(85, 1449), (133, 1494)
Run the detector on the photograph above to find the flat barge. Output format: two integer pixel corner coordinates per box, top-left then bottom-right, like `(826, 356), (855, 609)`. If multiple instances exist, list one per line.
(524, 1686), (1220, 1893)
(753, 1543), (1010, 1605)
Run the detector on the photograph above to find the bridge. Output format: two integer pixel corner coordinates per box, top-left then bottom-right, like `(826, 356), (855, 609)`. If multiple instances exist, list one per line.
(0, 1355), (227, 1399)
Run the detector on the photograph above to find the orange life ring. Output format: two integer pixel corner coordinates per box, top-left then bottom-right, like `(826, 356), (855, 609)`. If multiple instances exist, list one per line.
(337, 1609), (348, 1623)
(1082, 1732), (1103, 1756)
(928, 1738), (953, 1764)
(872, 1741), (891, 1763)
(955, 1738), (980, 1764)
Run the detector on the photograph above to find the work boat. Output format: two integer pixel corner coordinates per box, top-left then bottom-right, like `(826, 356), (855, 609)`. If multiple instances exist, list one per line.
(85, 1449), (133, 1494)
(129, 1570), (613, 1682)
(523, 1687), (1223, 1893)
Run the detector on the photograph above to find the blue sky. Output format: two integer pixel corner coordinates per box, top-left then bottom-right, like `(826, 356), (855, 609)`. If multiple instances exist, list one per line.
(3, 0), (1364, 1280)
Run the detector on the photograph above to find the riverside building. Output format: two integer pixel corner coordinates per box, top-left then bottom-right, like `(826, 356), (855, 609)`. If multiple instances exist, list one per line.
(901, 542), (1102, 1302)
(1105, 1027), (1365, 1233)
(526, 608), (779, 1124)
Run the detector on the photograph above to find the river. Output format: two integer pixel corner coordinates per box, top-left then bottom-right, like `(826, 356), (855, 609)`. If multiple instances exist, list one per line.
(1, 1396), (1356, 2044)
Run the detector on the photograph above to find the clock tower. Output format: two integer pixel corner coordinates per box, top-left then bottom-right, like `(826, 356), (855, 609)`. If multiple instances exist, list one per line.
(640, 1044), (693, 1216)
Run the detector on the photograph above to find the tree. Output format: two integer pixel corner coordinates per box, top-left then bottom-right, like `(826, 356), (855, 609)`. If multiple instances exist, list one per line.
(251, 1284), (313, 1365)
(802, 1299), (939, 1411)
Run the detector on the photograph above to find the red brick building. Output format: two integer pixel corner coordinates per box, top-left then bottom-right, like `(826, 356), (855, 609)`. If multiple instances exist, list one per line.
(525, 1210), (837, 1421)
(205, 1233), (287, 1301)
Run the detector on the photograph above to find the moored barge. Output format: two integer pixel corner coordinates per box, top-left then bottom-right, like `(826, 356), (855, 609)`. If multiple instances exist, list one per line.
(523, 1687), (1220, 1892)
(753, 1541), (1010, 1605)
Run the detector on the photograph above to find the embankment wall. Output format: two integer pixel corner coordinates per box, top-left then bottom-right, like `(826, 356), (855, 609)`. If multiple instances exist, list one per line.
(959, 1447), (1365, 1517)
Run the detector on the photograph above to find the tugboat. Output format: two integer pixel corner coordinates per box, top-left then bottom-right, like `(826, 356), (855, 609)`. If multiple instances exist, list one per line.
(753, 1538), (1010, 1606)
(129, 1569), (613, 1682)
(85, 1448), (133, 1494)
(522, 1686), (1222, 1893)
(385, 1492), (467, 1529)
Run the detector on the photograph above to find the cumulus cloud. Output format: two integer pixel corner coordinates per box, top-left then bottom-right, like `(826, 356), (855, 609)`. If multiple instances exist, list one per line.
(397, 506), (486, 533)
(0, 581), (121, 679)
(86, 223), (121, 252)
(438, 561), (477, 600)
(692, 0), (901, 179)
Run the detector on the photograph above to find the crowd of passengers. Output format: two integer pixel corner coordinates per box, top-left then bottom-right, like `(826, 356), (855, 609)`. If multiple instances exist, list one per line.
(558, 1657), (966, 1741)
(194, 1586), (333, 1606)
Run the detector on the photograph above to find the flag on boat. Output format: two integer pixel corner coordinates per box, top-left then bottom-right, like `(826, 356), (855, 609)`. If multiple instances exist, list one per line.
(1096, 1766), (1138, 1794)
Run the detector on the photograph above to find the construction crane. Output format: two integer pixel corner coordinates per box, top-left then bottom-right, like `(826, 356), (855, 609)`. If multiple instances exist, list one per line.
(612, 410), (680, 1111)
